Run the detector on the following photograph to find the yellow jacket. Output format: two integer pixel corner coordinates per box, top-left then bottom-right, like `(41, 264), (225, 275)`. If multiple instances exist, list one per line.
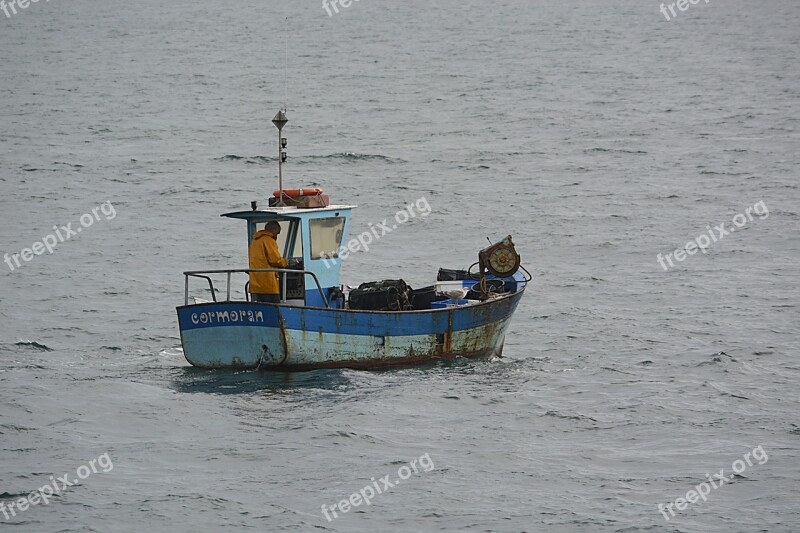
(248, 229), (288, 294)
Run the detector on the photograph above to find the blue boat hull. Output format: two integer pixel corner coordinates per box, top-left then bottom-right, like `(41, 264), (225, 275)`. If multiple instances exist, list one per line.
(176, 289), (524, 371)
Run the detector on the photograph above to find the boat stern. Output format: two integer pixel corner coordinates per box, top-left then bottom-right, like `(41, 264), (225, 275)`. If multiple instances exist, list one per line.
(177, 302), (285, 369)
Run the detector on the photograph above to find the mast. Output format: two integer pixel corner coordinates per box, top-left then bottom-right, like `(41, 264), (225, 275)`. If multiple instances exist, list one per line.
(272, 110), (288, 205)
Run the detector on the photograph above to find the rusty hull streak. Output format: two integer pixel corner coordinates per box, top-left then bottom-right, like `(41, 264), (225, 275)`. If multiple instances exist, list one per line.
(458, 306), (504, 354)
(264, 319), (508, 372)
(276, 305), (289, 365)
(285, 299), (507, 370)
(444, 308), (453, 353)
(186, 327), (504, 371)
(262, 345), (500, 372)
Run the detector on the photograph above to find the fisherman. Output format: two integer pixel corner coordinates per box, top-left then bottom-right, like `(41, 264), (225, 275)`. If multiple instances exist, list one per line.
(248, 220), (289, 303)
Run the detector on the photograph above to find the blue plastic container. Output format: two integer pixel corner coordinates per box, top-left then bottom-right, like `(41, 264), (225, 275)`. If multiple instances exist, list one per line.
(431, 298), (470, 309)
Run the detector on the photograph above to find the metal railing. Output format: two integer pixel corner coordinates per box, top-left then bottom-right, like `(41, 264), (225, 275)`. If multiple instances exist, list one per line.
(183, 268), (329, 308)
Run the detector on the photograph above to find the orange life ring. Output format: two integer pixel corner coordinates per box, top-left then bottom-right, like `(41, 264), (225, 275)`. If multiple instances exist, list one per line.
(273, 188), (324, 198)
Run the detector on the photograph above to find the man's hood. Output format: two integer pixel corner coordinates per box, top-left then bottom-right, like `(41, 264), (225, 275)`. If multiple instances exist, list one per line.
(253, 229), (277, 241)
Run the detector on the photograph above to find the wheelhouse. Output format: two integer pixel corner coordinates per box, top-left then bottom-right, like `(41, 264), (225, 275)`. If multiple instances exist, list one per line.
(221, 204), (356, 308)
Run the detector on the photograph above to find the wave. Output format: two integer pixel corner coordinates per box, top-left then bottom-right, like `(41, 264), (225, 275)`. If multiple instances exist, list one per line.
(14, 340), (53, 351)
(216, 153), (405, 165)
(21, 167), (60, 172)
(0, 491), (35, 501)
(705, 381), (750, 400)
(585, 148), (648, 154)
(695, 351), (736, 366)
(544, 410), (597, 422)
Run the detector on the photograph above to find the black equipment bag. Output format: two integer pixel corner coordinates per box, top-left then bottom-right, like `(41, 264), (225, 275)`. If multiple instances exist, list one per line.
(437, 268), (475, 281)
(349, 279), (413, 311)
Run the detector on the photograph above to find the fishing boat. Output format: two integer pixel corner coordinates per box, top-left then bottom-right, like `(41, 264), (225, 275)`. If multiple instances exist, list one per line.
(176, 110), (529, 371)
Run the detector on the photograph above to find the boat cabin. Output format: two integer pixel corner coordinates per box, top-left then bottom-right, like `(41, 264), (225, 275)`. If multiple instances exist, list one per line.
(221, 204), (356, 308)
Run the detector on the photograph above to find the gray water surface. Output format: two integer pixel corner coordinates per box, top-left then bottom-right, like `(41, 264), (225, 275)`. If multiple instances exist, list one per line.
(1, 0), (798, 531)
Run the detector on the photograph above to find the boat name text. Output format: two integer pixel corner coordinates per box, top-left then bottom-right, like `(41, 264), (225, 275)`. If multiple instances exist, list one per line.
(191, 310), (264, 325)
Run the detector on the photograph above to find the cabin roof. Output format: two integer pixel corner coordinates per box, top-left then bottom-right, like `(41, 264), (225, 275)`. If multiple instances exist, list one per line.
(221, 205), (357, 220)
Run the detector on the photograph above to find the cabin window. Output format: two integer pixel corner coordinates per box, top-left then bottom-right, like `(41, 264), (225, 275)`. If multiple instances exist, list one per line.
(309, 217), (345, 260)
(255, 220), (303, 259)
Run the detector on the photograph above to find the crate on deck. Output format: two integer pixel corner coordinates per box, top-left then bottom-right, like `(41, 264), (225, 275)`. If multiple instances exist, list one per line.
(348, 280), (414, 311)
(410, 285), (449, 310)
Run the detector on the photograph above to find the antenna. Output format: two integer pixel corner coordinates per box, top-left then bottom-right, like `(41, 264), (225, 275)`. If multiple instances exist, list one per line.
(283, 17), (288, 112)
(271, 18), (289, 204)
